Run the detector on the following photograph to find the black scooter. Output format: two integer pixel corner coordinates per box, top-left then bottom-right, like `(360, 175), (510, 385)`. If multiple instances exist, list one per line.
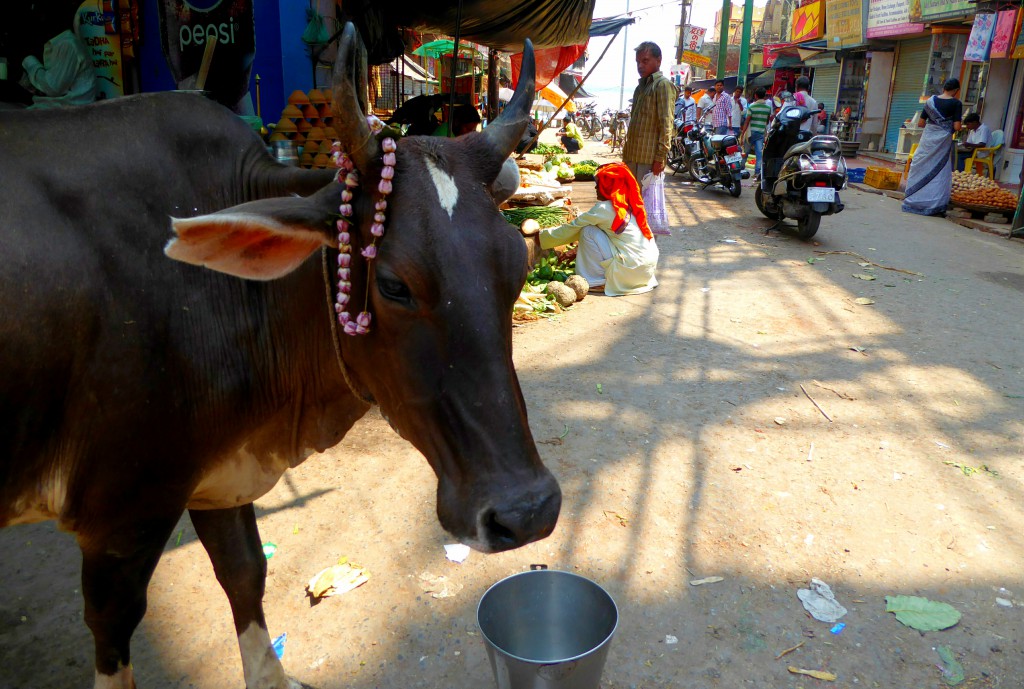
(688, 113), (748, 197)
(755, 105), (847, 239)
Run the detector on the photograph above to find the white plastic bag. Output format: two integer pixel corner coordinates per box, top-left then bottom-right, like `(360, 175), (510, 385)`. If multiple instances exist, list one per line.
(641, 172), (670, 235)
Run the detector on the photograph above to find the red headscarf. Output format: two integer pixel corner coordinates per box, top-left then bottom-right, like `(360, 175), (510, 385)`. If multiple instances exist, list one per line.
(595, 162), (653, 240)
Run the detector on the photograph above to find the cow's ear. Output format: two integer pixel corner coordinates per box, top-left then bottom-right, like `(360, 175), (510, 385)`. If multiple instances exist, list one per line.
(165, 197), (333, 280)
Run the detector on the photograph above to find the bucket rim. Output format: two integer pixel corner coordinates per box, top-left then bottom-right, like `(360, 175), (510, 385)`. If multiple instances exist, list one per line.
(476, 569), (619, 665)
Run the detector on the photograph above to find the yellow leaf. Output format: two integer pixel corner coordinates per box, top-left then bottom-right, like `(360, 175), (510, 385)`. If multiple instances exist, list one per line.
(788, 666), (837, 681)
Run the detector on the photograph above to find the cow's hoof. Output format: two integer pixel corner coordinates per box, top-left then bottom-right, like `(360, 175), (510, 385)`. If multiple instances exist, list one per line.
(287, 679), (319, 689)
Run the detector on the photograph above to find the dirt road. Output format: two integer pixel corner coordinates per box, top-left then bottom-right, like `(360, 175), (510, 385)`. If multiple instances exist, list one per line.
(2, 138), (1023, 689)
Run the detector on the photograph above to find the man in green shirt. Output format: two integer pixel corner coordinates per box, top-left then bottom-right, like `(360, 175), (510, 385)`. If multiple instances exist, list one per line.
(739, 86), (772, 182)
(621, 41), (675, 183)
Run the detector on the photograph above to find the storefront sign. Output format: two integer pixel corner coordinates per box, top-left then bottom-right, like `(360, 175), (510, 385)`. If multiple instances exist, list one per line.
(867, 0), (925, 39)
(762, 43), (791, 68)
(909, 0), (973, 23)
(682, 49), (712, 69)
(156, 0), (256, 109)
(965, 12), (997, 62)
(681, 25), (707, 53)
(990, 9), (1019, 59)
(791, 0), (824, 43)
(826, 0), (864, 48)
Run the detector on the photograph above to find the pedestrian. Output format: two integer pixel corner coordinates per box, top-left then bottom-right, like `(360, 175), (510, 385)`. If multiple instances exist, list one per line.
(696, 86), (715, 122)
(816, 102), (828, 131)
(792, 76), (818, 133)
(521, 162), (658, 296)
(621, 40), (676, 182)
(902, 78), (962, 217)
(955, 112), (990, 173)
(676, 85), (697, 125)
(710, 79), (734, 135)
(731, 86), (748, 136)
(739, 86), (772, 182)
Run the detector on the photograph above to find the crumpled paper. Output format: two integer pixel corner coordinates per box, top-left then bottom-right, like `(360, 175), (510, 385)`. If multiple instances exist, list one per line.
(797, 578), (848, 623)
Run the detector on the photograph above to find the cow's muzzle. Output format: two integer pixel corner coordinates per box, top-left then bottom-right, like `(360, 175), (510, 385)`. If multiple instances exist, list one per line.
(441, 472), (561, 553)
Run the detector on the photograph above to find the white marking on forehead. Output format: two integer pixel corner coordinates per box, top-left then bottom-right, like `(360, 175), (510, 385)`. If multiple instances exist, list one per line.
(425, 158), (459, 218)
(238, 622), (290, 689)
(94, 664), (133, 689)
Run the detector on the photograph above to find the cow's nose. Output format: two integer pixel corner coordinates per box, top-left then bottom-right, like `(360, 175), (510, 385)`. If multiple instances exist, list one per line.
(479, 474), (561, 552)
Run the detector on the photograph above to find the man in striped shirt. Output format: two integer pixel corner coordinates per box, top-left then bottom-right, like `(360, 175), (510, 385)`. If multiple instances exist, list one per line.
(739, 86), (772, 181)
(621, 41), (676, 183)
(711, 80), (733, 135)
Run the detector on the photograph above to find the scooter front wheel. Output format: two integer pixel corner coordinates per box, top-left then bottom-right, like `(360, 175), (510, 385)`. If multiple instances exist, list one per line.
(796, 210), (821, 240)
(755, 186), (782, 219)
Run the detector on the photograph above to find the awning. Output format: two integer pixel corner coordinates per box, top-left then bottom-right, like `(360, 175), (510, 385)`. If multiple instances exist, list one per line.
(589, 16), (636, 37)
(688, 71), (768, 91)
(396, 55), (435, 82)
(559, 71), (594, 98)
(540, 82), (576, 112)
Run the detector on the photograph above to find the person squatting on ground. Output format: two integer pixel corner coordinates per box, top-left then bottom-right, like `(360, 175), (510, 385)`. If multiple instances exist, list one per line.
(559, 112), (585, 153)
(903, 78), (962, 217)
(621, 40), (675, 183)
(523, 162), (659, 297)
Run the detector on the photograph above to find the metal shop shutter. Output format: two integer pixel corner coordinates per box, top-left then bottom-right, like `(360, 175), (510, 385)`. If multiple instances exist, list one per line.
(884, 37), (932, 153)
(811, 64), (841, 113)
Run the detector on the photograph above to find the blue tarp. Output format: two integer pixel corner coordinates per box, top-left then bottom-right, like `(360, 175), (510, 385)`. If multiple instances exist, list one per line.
(589, 16), (636, 38)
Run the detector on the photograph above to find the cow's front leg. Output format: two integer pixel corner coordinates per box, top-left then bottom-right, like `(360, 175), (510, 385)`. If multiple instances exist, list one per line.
(80, 518), (178, 689)
(190, 504), (307, 689)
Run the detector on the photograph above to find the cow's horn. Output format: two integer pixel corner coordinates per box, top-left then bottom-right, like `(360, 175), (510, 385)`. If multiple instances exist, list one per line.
(333, 22), (376, 173)
(480, 38), (535, 162)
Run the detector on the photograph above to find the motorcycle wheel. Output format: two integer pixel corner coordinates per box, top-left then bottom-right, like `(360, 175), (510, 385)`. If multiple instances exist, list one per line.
(728, 175), (742, 198)
(796, 211), (821, 240)
(668, 144), (687, 175)
(688, 156), (711, 184)
(754, 187), (782, 220)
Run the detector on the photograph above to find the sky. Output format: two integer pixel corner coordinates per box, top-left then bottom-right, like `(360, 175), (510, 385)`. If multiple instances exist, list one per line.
(581, 0), (768, 111)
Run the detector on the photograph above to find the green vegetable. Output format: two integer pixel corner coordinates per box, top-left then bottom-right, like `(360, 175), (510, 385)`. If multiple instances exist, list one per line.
(577, 159), (598, 167)
(543, 161), (553, 171)
(501, 206), (568, 228)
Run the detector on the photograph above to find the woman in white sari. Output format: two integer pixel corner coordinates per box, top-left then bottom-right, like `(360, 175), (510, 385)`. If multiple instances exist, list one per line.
(902, 78), (962, 217)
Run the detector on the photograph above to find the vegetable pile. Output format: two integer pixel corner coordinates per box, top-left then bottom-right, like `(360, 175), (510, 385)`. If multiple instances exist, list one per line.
(951, 172), (1017, 210)
(501, 206), (568, 229)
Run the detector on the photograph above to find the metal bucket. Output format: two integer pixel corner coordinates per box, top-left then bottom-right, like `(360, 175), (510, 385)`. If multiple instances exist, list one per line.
(272, 140), (299, 166)
(477, 569), (618, 689)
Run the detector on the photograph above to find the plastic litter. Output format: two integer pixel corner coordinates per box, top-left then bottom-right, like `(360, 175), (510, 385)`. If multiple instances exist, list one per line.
(272, 632), (286, 659)
(797, 578), (848, 623)
(444, 543), (471, 563)
(830, 623), (846, 635)
(262, 542), (277, 559)
(664, 635), (678, 644)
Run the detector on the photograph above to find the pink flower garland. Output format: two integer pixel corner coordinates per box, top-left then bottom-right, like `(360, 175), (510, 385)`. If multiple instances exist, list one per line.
(331, 115), (396, 336)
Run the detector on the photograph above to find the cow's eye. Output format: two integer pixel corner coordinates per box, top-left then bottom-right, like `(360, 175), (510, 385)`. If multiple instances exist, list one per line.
(376, 275), (412, 304)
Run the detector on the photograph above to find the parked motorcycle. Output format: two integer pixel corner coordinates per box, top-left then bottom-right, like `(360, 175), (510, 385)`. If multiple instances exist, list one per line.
(687, 114), (748, 197)
(755, 105), (847, 239)
(668, 117), (708, 178)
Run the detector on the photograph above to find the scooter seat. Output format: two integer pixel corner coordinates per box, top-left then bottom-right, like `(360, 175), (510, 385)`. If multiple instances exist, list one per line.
(784, 135), (842, 160)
